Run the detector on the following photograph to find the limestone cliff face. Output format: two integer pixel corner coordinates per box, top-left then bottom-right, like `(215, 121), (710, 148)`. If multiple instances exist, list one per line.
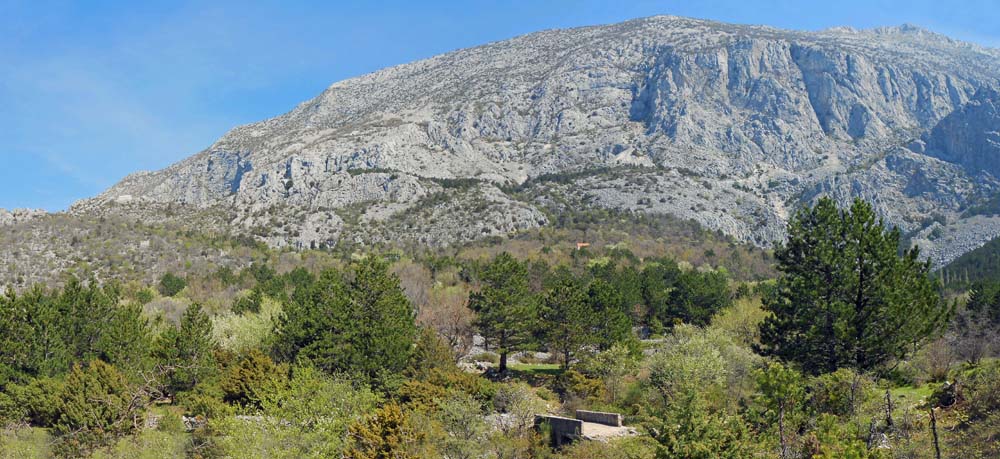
(74, 16), (1000, 265)
(925, 88), (1000, 176)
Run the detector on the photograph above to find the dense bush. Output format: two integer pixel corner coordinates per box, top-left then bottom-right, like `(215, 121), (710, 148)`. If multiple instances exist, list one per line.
(54, 360), (142, 456)
(158, 272), (187, 297)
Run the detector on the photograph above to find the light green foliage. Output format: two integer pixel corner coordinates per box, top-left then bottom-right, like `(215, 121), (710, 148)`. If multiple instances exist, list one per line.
(948, 359), (1000, 457)
(91, 430), (189, 459)
(710, 296), (768, 347)
(212, 295), (281, 352)
(647, 327), (728, 405)
(559, 436), (659, 459)
(0, 427), (51, 459)
(961, 359), (1000, 420)
(432, 392), (490, 459)
(798, 414), (884, 459)
(579, 343), (640, 404)
(808, 368), (876, 417)
(750, 362), (806, 457)
(646, 324), (761, 411)
(492, 383), (546, 438)
(211, 365), (379, 458)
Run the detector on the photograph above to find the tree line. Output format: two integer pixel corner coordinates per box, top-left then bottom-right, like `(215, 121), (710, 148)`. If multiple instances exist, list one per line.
(0, 197), (969, 458)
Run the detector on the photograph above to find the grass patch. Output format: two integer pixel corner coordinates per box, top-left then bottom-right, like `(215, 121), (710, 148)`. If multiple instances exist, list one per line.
(509, 363), (563, 376)
(890, 384), (936, 408)
(0, 427), (51, 459)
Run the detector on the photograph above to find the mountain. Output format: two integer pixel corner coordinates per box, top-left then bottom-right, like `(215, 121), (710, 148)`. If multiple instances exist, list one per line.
(32, 16), (1000, 272)
(0, 208), (46, 227)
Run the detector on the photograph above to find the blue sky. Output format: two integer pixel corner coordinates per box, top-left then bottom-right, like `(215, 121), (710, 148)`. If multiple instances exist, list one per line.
(1, 0), (998, 211)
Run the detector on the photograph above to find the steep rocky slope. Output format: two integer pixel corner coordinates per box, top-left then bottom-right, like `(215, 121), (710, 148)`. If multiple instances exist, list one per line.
(69, 16), (1000, 266)
(0, 208), (46, 226)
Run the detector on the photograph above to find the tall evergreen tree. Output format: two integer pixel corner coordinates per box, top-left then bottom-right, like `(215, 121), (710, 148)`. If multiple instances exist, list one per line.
(670, 269), (732, 326)
(966, 281), (1000, 325)
(153, 303), (216, 395)
(347, 257), (419, 378)
(0, 278), (125, 384)
(275, 257), (417, 379)
(587, 279), (633, 350)
(540, 269), (594, 370)
(96, 302), (151, 375)
(759, 198), (949, 374)
(468, 253), (537, 373)
(58, 278), (119, 364)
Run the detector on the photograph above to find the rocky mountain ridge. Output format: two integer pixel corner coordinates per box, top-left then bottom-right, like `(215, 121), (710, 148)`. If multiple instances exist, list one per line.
(0, 208), (46, 226)
(60, 15), (1000, 266)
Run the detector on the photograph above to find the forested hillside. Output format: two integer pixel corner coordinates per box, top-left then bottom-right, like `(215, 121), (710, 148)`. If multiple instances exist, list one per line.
(1, 199), (997, 458)
(940, 234), (1000, 289)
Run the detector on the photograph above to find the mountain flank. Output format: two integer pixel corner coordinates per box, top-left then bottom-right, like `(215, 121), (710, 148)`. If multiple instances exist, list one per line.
(6, 15), (1000, 286)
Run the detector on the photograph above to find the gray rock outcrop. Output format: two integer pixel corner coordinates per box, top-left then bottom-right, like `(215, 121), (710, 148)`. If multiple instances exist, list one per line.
(69, 16), (1000, 266)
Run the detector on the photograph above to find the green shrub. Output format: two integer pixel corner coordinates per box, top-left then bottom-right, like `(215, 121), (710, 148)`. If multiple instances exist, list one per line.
(54, 361), (142, 457)
(176, 384), (232, 419)
(961, 360), (1000, 420)
(212, 296), (281, 353)
(156, 409), (186, 434)
(219, 350), (288, 409)
(231, 289), (262, 315)
(158, 272), (187, 297)
(808, 368), (874, 417)
(4, 376), (64, 427)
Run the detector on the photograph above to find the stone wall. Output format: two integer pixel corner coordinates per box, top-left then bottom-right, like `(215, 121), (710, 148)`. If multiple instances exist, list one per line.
(576, 410), (623, 427)
(534, 415), (582, 447)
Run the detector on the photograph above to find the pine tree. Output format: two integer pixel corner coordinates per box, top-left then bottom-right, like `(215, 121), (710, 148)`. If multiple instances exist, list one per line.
(153, 303), (216, 395)
(96, 302), (151, 375)
(468, 252), (537, 373)
(540, 269), (594, 370)
(274, 268), (350, 369)
(275, 258), (417, 379)
(671, 269), (732, 326)
(58, 278), (120, 365)
(759, 198), (949, 374)
(346, 257), (419, 378)
(587, 279), (634, 350)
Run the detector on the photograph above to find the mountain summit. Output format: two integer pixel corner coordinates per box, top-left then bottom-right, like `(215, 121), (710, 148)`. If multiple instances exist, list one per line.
(73, 15), (1000, 265)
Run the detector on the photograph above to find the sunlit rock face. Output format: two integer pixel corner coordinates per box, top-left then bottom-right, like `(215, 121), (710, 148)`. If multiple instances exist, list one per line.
(75, 16), (1000, 265)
